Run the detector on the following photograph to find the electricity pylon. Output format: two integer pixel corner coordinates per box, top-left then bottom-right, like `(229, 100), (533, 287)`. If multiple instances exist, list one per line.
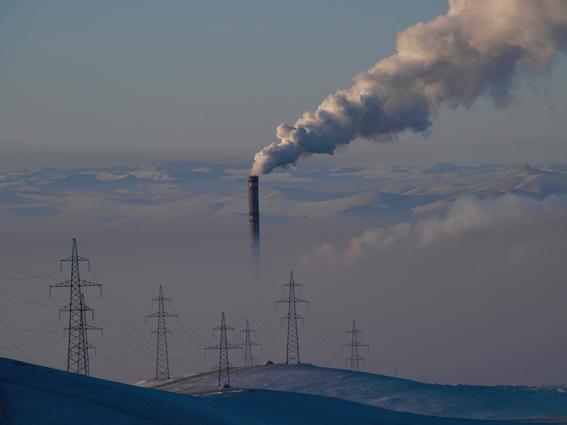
(276, 271), (309, 365)
(76, 293), (101, 375)
(341, 320), (368, 371)
(240, 319), (261, 367)
(145, 285), (178, 380)
(50, 238), (101, 375)
(205, 312), (241, 388)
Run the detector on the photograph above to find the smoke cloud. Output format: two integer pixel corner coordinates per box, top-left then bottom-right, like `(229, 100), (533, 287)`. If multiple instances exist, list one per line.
(300, 195), (567, 270)
(252, 0), (567, 175)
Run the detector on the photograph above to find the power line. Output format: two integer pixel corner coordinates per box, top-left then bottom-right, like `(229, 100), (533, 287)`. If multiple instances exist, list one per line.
(0, 287), (58, 307)
(95, 324), (146, 379)
(0, 334), (66, 352)
(87, 267), (157, 361)
(0, 262), (62, 279)
(276, 271), (309, 365)
(94, 291), (157, 379)
(0, 320), (60, 333)
(85, 268), (157, 371)
(95, 354), (140, 381)
(145, 285), (178, 380)
(0, 325), (14, 358)
(0, 317), (26, 360)
(99, 292), (154, 360)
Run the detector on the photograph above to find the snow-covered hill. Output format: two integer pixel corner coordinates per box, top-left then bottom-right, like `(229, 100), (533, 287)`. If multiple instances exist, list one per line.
(0, 357), (545, 425)
(459, 165), (567, 198)
(142, 363), (567, 421)
(411, 165), (567, 215)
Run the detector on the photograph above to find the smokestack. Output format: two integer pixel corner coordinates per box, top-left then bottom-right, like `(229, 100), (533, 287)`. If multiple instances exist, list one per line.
(248, 175), (260, 262)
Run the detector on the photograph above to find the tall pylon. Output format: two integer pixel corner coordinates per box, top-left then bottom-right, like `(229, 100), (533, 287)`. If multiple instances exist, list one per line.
(145, 285), (178, 380)
(76, 293), (101, 375)
(240, 319), (261, 367)
(50, 238), (101, 375)
(276, 271), (309, 365)
(342, 320), (368, 371)
(205, 312), (241, 388)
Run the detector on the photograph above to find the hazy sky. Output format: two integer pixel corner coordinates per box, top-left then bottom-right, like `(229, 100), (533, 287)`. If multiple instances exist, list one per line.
(1, 0), (565, 170)
(0, 162), (566, 386)
(0, 1), (566, 389)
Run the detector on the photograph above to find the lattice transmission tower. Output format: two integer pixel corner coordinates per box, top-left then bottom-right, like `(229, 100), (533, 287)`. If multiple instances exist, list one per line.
(205, 312), (241, 388)
(50, 238), (101, 376)
(276, 271), (309, 365)
(240, 319), (261, 367)
(77, 293), (101, 375)
(145, 285), (178, 380)
(342, 320), (368, 371)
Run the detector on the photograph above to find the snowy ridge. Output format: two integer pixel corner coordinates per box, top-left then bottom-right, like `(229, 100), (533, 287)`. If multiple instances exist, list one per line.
(0, 357), (554, 425)
(2, 162), (566, 223)
(142, 363), (567, 421)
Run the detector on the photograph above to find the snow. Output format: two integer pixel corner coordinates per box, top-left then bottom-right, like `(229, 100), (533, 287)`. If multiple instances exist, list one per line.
(0, 357), (555, 425)
(142, 363), (567, 421)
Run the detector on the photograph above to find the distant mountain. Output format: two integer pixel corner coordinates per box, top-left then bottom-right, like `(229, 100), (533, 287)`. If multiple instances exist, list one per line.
(1, 162), (566, 222)
(411, 166), (567, 215)
(479, 166), (567, 197)
(422, 163), (505, 175)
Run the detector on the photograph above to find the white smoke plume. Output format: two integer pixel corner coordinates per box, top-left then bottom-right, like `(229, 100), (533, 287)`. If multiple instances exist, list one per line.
(300, 195), (567, 270)
(252, 0), (567, 175)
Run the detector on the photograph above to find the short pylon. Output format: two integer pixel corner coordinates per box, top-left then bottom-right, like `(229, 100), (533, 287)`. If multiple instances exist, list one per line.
(240, 319), (261, 367)
(50, 238), (101, 375)
(341, 320), (368, 371)
(276, 271), (309, 365)
(205, 312), (241, 388)
(145, 285), (178, 380)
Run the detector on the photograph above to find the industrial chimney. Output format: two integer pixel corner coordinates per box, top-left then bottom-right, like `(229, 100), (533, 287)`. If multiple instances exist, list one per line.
(248, 176), (260, 262)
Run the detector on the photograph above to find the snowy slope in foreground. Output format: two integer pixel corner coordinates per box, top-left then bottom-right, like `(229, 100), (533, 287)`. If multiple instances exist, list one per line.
(142, 364), (567, 421)
(0, 357), (548, 425)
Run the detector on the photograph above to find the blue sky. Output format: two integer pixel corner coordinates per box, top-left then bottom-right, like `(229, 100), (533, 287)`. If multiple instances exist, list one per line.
(1, 0), (565, 169)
